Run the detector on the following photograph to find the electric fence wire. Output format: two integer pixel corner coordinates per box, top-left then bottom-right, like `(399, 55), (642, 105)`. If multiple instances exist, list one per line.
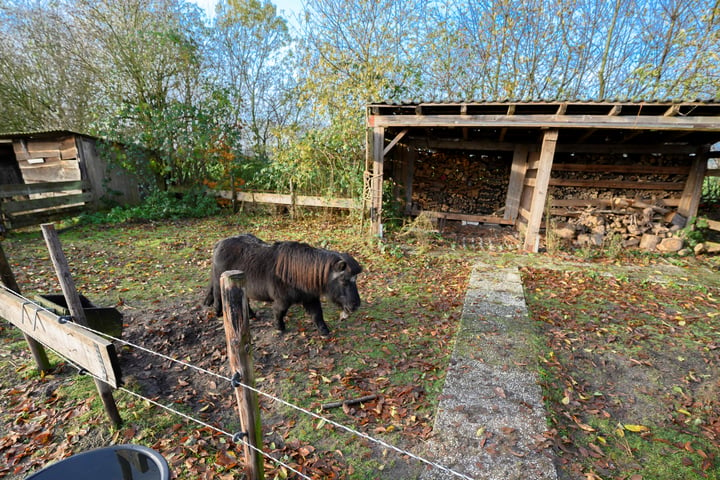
(2, 286), (476, 480)
(4, 303), (314, 480)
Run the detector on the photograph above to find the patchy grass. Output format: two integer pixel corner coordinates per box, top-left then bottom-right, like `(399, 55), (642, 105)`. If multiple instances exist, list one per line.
(2, 210), (720, 479)
(523, 267), (720, 480)
(0, 211), (471, 478)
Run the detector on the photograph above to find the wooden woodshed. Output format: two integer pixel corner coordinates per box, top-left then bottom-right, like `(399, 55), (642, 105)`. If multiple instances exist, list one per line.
(0, 130), (140, 229)
(366, 101), (720, 252)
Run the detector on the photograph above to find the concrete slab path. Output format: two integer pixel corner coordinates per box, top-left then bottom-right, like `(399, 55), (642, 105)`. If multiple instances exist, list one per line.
(422, 263), (558, 480)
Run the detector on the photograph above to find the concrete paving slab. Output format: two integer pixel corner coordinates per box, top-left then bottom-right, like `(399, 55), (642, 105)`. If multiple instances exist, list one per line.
(421, 263), (557, 480)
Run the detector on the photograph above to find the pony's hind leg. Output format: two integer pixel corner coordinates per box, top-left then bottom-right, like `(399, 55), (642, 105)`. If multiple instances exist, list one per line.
(272, 302), (290, 332)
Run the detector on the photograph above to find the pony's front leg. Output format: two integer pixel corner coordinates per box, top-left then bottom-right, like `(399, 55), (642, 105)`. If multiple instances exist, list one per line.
(303, 299), (330, 336)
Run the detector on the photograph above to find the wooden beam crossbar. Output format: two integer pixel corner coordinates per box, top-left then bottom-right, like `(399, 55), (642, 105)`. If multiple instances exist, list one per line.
(525, 178), (686, 190)
(2, 192), (92, 214)
(407, 138), (699, 155)
(410, 209), (514, 225)
(223, 191), (360, 210)
(0, 288), (121, 388)
(383, 129), (409, 156)
(0, 180), (89, 198)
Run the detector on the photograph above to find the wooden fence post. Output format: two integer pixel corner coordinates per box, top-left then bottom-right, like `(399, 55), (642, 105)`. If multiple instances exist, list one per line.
(40, 223), (123, 427)
(220, 270), (264, 480)
(0, 241), (51, 372)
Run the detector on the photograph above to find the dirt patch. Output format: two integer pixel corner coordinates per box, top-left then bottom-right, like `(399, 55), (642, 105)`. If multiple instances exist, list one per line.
(116, 289), (444, 478)
(119, 296), (330, 429)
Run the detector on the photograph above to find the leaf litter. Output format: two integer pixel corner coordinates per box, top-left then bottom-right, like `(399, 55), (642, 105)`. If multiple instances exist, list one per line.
(0, 215), (471, 478)
(2, 215), (720, 479)
(523, 266), (720, 479)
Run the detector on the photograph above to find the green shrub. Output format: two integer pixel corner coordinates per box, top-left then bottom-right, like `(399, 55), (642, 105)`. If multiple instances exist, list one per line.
(78, 189), (220, 225)
(702, 176), (720, 204)
(678, 217), (709, 248)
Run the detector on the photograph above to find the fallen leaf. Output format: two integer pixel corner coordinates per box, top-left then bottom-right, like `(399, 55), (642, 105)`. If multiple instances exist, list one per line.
(624, 424), (649, 433)
(214, 450), (237, 467)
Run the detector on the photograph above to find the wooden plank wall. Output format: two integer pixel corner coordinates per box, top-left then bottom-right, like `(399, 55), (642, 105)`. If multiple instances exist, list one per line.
(1, 134), (142, 230)
(77, 136), (141, 206)
(13, 135), (81, 184)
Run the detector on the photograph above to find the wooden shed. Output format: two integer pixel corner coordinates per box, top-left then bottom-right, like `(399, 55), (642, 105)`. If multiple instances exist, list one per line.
(0, 130), (140, 229)
(366, 101), (720, 252)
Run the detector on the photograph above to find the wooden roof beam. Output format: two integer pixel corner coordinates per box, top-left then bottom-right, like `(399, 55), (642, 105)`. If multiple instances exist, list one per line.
(369, 114), (720, 131)
(406, 137), (697, 155)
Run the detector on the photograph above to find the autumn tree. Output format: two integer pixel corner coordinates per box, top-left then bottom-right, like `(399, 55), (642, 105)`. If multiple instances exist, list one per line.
(626, 0), (720, 98)
(0, 0), (242, 190)
(71, 0), (228, 189)
(268, 0), (425, 197)
(0, 1), (97, 131)
(412, 0), (720, 100)
(207, 0), (293, 163)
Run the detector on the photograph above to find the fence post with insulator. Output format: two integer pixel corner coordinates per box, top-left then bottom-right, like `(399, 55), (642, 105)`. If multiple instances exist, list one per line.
(220, 270), (264, 480)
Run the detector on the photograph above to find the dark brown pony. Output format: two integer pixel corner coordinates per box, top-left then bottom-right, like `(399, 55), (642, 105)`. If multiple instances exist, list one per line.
(204, 234), (362, 335)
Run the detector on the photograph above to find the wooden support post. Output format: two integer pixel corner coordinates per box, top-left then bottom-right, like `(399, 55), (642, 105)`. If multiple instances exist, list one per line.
(371, 126), (385, 237)
(523, 130), (558, 252)
(404, 148), (416, 215)
(220, 270), (264, 480)
(504, 146), (529, 222)
(40, 223), (122, 427)
(678, 147), (709, 219)
(361, 128), (370, 232)
(0, 241), (51, 372)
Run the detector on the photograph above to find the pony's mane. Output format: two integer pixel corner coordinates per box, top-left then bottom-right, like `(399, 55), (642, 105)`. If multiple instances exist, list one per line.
(274, 242), (338, 292)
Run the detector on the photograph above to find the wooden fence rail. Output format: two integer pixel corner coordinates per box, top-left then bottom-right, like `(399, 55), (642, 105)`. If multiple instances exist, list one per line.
(215, 190), (361, 210)
(0, 286), (122, 389)
(0, 180), (91, 230)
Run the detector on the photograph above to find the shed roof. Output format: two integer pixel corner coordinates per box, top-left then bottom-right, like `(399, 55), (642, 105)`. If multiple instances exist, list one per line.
(367, 100), (720, 150)
(0, 129), (93, 141)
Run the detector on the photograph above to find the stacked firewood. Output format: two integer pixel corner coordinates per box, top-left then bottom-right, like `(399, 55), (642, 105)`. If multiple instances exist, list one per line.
(551, 200), (690, 252)
(547, 154), (698, 252)
(412, 152), (509, 214)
